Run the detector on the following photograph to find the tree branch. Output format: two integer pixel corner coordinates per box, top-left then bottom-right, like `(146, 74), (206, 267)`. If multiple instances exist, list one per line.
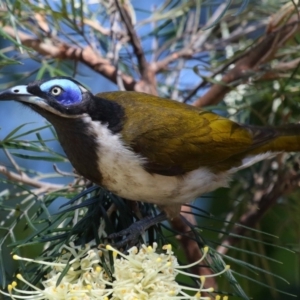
(115, 0), (157, 95)
(115, 0), (147, 77)
(171, 206), (217, 292)
(2, 26), (157, 92)
(259, 57), (300, 80)
(0, 165), (63, 191)
(217, 170), (300, 255)
(194, 16), (300, 107)
(152, 2), (228, 73)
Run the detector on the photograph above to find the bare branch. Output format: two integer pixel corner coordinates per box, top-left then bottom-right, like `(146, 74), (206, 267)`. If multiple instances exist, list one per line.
(258, 57), (300, 80)
(0, 165), (63, 191)
(115, 0), (147, 77)
(3, 148), (23, 175)
(153, 48), (195, 73)
(82, 19), (112, 36)
(115, 0), (157, 95)
(152, 3), (228, 73)
(217, 170), (300, 255)
(171, 206), (217, 291)
(194, 16), (300, 107)
(2, 26), (142, 91)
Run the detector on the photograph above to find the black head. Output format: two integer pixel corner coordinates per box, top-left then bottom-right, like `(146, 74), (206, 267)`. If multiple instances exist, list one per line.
(0, 77), (92, 117)
(0, 76), (124, 133)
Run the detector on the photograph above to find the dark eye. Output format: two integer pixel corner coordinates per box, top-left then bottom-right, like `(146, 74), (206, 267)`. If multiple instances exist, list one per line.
(50, 86), (63, 96)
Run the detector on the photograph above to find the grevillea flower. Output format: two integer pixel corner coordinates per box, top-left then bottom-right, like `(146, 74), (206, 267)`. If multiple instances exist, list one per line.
(0, 242), (229, 300)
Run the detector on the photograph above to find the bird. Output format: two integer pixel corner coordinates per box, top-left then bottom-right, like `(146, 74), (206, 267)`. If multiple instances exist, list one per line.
(1, 77), (300, 222)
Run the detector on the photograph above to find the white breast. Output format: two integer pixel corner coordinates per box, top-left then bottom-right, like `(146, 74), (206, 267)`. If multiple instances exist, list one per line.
(84, 117), (231, 205)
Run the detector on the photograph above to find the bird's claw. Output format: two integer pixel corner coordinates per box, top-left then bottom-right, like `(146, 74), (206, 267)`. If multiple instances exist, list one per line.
(108, 213), (167, 248)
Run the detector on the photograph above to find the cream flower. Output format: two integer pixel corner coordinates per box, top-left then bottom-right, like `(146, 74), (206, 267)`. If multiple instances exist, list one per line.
(0, 242), (229, 300)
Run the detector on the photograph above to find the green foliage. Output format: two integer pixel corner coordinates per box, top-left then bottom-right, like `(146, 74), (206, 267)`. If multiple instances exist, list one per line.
(0, 0), (299, 299)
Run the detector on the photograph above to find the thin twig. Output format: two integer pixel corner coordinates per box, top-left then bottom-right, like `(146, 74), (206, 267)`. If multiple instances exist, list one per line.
(193, 17), (300, 107)
(115, 0), (148, 78)
(217, 170), (300, 255)
(114, 0), (157, 95)
(152, 3), (228, 73)
(0, 165), (63, 191)
(171, 206), (217, 291)
(53, 164), (75, 177)
(3, 148), (23, 175)
(2, 26), (139, 91)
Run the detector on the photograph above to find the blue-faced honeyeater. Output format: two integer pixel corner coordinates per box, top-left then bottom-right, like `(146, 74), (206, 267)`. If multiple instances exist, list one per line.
(1, 77), (300, 219)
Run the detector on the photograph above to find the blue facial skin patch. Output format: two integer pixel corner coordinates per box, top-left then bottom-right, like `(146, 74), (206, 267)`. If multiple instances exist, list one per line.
(40, 79), (83, 105)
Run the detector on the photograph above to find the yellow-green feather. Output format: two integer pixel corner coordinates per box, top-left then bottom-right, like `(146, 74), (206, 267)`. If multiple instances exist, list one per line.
(246, 125), (300, 155)
(96, 92), (254, 173)
(96, 91), (300, 174)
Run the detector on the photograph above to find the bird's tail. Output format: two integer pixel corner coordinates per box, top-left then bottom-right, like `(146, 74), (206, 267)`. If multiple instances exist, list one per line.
(247, 124), (300, 154)
(230, 124), (300, 172)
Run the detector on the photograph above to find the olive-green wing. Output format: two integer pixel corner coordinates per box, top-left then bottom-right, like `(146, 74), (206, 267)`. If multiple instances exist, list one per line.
(97, 91), (254, 175)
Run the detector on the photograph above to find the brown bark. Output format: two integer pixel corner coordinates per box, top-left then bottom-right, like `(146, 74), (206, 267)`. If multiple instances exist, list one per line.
(194, 17), (300, 107)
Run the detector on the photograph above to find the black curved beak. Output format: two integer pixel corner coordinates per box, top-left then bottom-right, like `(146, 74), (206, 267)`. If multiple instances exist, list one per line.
(0, 85), (40, 104)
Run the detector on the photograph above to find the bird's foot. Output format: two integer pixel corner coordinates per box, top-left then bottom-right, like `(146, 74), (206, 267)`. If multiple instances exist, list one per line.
(108, 212), (167, 248)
